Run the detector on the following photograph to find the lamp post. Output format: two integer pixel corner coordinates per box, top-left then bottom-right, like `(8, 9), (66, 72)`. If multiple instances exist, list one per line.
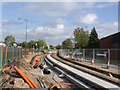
(18, 18), (28, 42)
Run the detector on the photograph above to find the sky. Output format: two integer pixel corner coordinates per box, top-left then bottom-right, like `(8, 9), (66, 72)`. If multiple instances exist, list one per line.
(1, 2), (118, 45)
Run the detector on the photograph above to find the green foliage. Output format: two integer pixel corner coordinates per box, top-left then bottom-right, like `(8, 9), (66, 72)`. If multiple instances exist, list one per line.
(88, 27), (100, 48)
(44, 44), (48, 50)
(62, 38), (73, 49)
(55, 44), (61, 49)
(36, 39), (46, 48)
(21, 41), (28, 48)
(28, 40), (35, 48)
(17, 43), (22, 46)
(5, 35), (15, 47)
(50, 45), (54, 49)
(73, 27), (89, 48)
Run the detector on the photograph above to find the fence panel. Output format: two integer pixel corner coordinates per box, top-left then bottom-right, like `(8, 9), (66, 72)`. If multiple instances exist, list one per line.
(18, 47), (20, 58)
(2, 47), (6, 67)
(14, 47), (17, 59)
(0, 46), (1, 69)
(85, 49), (93, 63)
(94, 49), (108, 67)
(7, 47), (12, 60)
(110, 49), (120, 65)
(21, 48), (22, 58)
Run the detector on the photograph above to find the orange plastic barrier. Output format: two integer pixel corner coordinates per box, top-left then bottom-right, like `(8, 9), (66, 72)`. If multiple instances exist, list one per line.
(14, 66), (38, 88)
(2, 66), (12, 73)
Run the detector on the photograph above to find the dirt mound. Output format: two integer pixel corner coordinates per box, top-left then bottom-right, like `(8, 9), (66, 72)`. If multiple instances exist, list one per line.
(0, 52), (44, 89)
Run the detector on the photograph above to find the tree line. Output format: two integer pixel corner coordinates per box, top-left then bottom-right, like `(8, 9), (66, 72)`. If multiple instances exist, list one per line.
(61, 27), (100, 49)
(2, 27), (99, 49)
(3, 35), (48, 49)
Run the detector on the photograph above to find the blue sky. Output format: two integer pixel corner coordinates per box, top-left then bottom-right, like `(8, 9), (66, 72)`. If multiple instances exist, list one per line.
(2, 2), (118, 45)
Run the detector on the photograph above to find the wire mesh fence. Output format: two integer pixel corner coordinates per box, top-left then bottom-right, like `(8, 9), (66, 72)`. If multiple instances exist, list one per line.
(0, 46), (1, 69)
(0, 46), (42, 69)
(59, 49), (120, 68)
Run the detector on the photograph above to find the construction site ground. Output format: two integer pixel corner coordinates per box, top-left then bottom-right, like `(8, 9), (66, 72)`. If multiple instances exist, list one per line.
(0, 52), (78, 89)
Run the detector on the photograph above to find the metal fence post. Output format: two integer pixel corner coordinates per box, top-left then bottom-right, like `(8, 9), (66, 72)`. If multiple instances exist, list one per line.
(108, 49), (110, 63)
(1, 45), (3, 69)
(92, 49), (95, 65)
(5, 46), (8, 64)
(107, 49), (110, 69)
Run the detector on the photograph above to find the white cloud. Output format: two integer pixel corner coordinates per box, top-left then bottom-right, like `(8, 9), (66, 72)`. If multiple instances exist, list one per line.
(74, 13), (98, 25)
(27, 24), (73, 45)
(42, 18), (66, 27)
(96, 22), (118, 38)
(2, 21), (118, 45)
(2, 0), (119, 2)
(2, 19), (9, 23)
(23, 2), (96, 16)
(57, 24), (64, 30)
(2, 19), (22, 25)
(96, 3), (115, 8)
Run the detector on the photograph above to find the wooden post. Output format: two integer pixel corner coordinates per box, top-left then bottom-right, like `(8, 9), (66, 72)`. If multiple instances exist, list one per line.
(19, 47), (21, 58)
(1, 45), (3, 69)
(16, 47), (18, 58)
(5, 46), (8, 64)
(12, 46), (14, 60)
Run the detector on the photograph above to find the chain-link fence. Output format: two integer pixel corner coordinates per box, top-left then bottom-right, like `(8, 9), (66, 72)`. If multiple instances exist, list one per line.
(59, 49), (120, 69)
(0, 46), (42, 69)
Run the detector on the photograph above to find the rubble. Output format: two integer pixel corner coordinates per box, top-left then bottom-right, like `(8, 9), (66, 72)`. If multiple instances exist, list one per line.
(0, 52), (43, 89)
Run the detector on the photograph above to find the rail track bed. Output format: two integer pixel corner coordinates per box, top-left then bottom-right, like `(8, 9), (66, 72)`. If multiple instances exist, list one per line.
(45, 54), (119, 89)
(52, 53), (120, 86)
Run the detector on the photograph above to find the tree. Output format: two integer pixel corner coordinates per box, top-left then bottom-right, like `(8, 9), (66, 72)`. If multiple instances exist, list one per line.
(62, 38), (73, 49)
(5, 35), (15, 47)
(50, 45), (54, 49)
(36, 40), (46, 48)
(28, 40), (35, 48)
(21, 41), (28, 48)
(73, 27), (89, 48)
(88, 27), (99, 48)
(44, 44), (48, 50)
(17, 43), (22, 46)
(55, 44), (62, 49)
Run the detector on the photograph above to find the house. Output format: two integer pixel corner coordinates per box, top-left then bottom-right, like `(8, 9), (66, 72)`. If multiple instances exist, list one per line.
(99, 32), (120, 49)
(99, 32), (120, 60)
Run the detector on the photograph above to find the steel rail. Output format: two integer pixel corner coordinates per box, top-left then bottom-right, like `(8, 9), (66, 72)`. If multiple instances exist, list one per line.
(46, 54), (119, 89)
(43, 55), (90, 89)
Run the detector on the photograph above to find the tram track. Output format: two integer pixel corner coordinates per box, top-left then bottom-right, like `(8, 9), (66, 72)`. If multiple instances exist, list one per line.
(51, 53), (120, 86)
(44, 54), (119, 89)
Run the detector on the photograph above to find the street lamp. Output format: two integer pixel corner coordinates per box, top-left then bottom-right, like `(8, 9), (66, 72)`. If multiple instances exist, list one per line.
(18, 18), (28, 42)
